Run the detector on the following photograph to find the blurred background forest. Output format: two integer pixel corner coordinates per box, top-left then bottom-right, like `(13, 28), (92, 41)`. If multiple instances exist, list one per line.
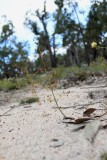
(0, 0), (107, 79)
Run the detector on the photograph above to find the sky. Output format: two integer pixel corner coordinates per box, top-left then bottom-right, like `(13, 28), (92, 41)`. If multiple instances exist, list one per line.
(0, 0), (91, 60)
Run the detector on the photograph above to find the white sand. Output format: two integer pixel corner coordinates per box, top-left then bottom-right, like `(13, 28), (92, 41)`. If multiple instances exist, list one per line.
(0, 83), (107, 160)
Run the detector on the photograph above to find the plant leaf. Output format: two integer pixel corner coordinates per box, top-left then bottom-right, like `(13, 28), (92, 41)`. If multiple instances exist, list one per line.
(84, 120), (101, 143)
(83, 108), (96, 117)
(63, 117), (75, 120)
(63, 119), (76, 124)
(75, 117), (91, 124)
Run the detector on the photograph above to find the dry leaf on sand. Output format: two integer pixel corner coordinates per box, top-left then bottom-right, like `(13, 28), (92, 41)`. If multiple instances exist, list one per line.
(83, 108), (96, 117)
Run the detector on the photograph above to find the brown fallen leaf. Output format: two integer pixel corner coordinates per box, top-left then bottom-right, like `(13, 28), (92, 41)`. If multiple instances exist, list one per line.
(75, 117), (91, 124)
(63, 118), (76, 124)
(63, 117), (91, 124)
(63, 117), (75, 120)
(83, 108), (96, 117)
(63, 120), (76, 124)
(63, 116), (76, 124)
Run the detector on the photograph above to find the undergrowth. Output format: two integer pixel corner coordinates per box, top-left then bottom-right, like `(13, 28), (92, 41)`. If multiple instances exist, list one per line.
(0, 77), (29, 91)
(0, 56), (107, 91)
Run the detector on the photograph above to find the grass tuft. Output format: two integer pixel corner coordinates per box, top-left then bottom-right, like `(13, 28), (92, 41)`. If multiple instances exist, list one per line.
(20, 97), (39, 105)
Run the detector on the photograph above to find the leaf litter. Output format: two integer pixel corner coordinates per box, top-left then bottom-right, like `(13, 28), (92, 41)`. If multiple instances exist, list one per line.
(83, 108), (96, 117)
(63, 107), (107, 143)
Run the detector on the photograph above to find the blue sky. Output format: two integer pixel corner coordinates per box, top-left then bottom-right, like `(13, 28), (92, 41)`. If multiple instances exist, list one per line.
(0, 0), (91, 60)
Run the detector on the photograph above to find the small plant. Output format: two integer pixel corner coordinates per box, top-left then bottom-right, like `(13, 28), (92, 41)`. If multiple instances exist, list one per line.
(36, 46), (66, 117)
(20, 97), (39, 105)
(88, 56), (107, 75)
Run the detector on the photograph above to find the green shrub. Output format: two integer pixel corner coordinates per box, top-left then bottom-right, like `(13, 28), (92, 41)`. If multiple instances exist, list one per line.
(0, 78), (28, 91)
(88, 56), (107, 74)
(0, 56), (107, 91)
(20, 97), (39, 104)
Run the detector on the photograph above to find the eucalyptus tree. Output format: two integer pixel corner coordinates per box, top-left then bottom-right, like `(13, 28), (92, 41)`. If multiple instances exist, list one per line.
(24, 1), (57, 68)
(85, 0), (107, 60)
(0, 17), (28, 78)
(54, 0), (82, 65)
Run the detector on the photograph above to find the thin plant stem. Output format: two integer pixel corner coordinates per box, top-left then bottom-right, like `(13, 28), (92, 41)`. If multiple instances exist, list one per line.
(38, 47), (66, 117)
(20, 64), (38, 99)
(51, 88), (67, 117)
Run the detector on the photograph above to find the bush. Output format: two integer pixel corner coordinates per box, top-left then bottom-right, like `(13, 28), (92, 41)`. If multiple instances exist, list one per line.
(88, 56), (107, 75)
(20, 97), (39, 104)
(0, 78), (28, 91)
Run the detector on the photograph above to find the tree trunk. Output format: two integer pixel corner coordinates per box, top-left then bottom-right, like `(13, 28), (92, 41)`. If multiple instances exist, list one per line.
(71, 2), (90, 65)
(67, 44), (80, 66)
(42, 19), (57, 68)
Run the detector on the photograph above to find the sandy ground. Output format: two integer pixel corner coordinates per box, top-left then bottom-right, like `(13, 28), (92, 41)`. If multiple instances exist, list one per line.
(1, 81), (107, 160)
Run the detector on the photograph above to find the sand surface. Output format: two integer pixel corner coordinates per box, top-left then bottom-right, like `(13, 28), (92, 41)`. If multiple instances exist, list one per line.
(1, 81), (107, 160)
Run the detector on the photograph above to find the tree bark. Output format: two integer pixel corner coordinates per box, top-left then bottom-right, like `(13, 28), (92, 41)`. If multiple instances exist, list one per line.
(41, 19), (57, 68)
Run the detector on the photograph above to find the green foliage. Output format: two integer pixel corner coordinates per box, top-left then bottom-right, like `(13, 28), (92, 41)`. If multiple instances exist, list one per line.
(33, 66), (72, 83)
(0, 16), (29, 78)
(0, 56), (107, 91)
(33, 66), (86, 84)
(20, 97), (39, 104)
(0, 20), (14, 42)
(52, 66), (74, 79)
(86, 0), (107, 43)
(25, 5), (57, 68)
(33, 73), (50, 85)
(0, 78), (29, 91)
(35, 54), (51, 69)
(54, 1), (80, 46)
(88, 56), (107, 74)
(34, 56), (107, 85)
(1, 0), (107, 83)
